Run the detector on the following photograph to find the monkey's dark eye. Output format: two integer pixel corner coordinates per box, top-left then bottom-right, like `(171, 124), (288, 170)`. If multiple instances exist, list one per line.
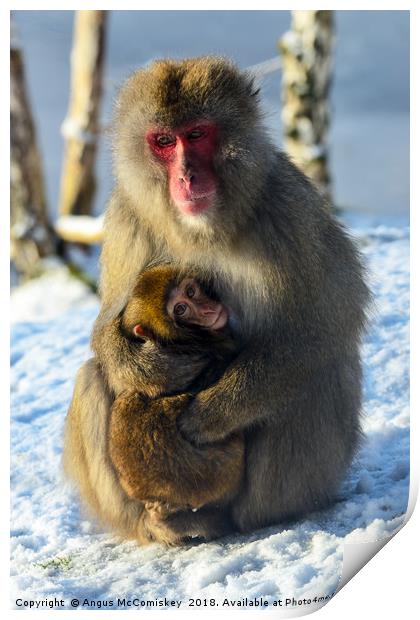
(156, 134), (175, 147)
(174, 303), (187, 316)
(186, 285), (195, 298)
(188, 129), (205, 140)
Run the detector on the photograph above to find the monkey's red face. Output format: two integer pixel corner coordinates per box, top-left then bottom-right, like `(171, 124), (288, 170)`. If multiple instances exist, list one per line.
(146, 123), (219, 216)
(167, 278), (229, 331)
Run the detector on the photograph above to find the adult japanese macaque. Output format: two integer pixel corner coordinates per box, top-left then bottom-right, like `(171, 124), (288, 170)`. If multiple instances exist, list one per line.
(63, 56), (370, 545)
(108, 265), (244, 530)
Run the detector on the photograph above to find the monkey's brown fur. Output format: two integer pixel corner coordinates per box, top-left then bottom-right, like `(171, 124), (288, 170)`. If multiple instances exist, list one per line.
(108, 265), (244, 512)
(63, 57), (371, 545)
(111, 393), (244, 511)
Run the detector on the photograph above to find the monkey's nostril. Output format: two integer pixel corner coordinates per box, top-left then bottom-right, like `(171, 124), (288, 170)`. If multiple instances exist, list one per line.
(180, 172), (195, 183)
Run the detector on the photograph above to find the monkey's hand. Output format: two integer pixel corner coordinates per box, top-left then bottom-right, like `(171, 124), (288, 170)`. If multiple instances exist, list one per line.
(156, 393), (192, 420)
(178, 339), (312, 444)
(178, 390), (238, 444)
(176, 338), (271, 443)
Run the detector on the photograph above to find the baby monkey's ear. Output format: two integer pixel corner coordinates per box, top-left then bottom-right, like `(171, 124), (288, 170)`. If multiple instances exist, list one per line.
(133, 324), (147, 338)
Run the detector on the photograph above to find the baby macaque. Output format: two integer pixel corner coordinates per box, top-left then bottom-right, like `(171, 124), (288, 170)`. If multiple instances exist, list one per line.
(108, 265), (244, 522)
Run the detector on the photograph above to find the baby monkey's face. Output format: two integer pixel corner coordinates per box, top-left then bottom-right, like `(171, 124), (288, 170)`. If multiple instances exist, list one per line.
(167, 278), (229, 331)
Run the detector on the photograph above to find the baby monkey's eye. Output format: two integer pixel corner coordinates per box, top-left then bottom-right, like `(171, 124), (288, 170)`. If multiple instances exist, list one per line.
(174, 303), (187, 316)
(186, 285), (195, 298)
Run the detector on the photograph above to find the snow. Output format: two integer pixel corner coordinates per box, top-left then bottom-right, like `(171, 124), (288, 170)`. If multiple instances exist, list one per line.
(10, 216), (409, 610)
(55, 214), (104, 243)
(10, 261), (97, 324)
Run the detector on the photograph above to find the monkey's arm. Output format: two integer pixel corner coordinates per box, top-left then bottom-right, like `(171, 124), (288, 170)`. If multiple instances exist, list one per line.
(91, 192), (158, 367)
(98, 192), (155, 309)
(62, 359), (147, 538)
(179, 335), (329, 443)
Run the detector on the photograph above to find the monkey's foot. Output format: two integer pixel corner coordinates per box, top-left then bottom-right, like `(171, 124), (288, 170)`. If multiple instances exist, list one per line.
(144, 501), (181, 520)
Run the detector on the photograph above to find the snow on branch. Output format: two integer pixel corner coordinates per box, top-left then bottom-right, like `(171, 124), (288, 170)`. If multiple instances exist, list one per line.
(55, 214), (104, 244)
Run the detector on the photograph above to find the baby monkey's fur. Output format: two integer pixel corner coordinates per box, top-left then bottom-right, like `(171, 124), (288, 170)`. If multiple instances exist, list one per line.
(108, 265), (244, 515)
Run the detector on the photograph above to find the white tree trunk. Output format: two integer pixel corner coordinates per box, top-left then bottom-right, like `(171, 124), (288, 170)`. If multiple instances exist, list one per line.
(280, 10), (334, 202)
(58, 10), (107, 217)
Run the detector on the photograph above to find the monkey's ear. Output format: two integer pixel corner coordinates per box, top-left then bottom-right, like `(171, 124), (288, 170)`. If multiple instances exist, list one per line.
(246, 76), (260, 98)
(133, 324), (147, 338)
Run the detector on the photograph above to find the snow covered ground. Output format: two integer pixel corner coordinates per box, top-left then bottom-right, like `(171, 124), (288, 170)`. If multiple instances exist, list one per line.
(10, 216), (409, 611)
